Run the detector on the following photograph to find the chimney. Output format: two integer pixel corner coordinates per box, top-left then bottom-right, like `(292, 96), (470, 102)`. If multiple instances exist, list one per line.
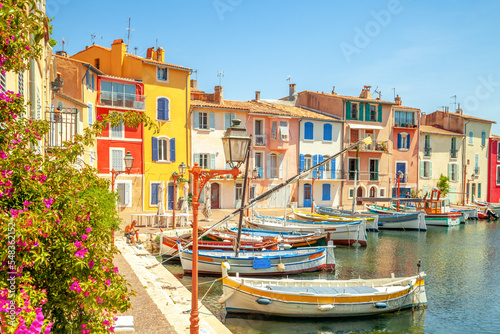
(359, 85), (372, 99)
(456, 103), (463, 114)
(331, 86), (336, 95)
(111, 39), (126, 77)
(214, 86), (223, 104)
(395, 94), (402, 106)
(156, 47), (164, 62)
(146, 47), (155, 59)
(255, 91), (261, 102)
(289, 83), (296, 99)
(56, 50), (68, 57)
(190, 79), (197, 90)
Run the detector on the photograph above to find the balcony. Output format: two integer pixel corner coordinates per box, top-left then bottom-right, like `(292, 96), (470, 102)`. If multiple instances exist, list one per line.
(424, 147), (432, 157)
(44, 108), (78, 151)
(450, 149), (458, 159)
(350, 140), (388, 153)
(254, 135), (267, 147)
(99, 91), (146, 110)
(394, 122), (417, 128)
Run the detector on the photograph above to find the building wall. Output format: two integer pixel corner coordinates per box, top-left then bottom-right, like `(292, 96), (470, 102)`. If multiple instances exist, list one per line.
(488, 138), (500, 203)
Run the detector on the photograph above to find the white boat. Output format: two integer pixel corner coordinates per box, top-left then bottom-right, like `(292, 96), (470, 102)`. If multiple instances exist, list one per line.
(245, 215), (367, 246)
(314, 205), (379, 232)
(179, 245), (335, 276)
(450, 205), (478, 222)
(220, 263), (427, 317)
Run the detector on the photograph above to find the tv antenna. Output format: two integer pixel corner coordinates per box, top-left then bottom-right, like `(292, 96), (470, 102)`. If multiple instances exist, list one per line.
(91, 33), (102, 45)
(192, 69), (198, 80)
(217, 70), (224, 86)
(126, 18), (134, 52)
(61, 38), (66, 51)
(450, 95), (457, 111)
(373, 86), (381, 99)
(286, 75), (292, 83)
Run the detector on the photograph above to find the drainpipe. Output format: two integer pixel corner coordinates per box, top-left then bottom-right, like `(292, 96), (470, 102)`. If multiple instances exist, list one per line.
(462, 120), (470, 205)
(186, 72), (191, 166)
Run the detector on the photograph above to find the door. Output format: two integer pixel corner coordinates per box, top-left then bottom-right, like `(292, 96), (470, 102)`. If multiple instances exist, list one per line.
(303, 184), (312, 208)
(356, 187), (363, 205)
(211, 183), (220, 209)
(396, 162), (406, 182)
(167, 184), (174, 210)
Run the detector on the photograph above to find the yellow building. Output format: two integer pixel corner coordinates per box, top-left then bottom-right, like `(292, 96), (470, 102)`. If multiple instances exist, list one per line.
(71, 39), (192, 212)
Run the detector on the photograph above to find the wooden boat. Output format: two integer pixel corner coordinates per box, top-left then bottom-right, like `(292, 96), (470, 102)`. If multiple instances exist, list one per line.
(473, 199), (500, 216)
(162, 236), (278, 252)
(477, 208), (500, 220)
(450, 205), (479, 222)
(179, 245), (335, 276)
(245, 214), (367, 246)
(292, 208), (358, 223)
(225, 227), (329, 249)
(365, 203), (400, 214)
(220, 263), (427, 317)
(376, 211), (427, 231)
(415, 190), (461, 226)
(314, 205), (379, 232)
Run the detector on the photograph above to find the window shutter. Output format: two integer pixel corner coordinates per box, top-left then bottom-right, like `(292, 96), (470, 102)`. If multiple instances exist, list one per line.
(346, 102), (352, 120)
(304, 122), (313, 140)
(323, 124), (332, 141)
(378, 105), (383, 122)
(157, 98), (165, 120)
(170, 138), (176, 162)
(194, 153), (200, 165)
(397, 133), (402, 149)
(266, 153), (271, 178)
(194, 111), (200, 129)
(224, 113), (231, 130)
(420, 161), (424, 178)
(482, 131), (486, 146)
(375, 159), (379, 181)
(322, 184), (331, 201)
(258, 167), (263, 178)
(165, 98), (170, 120)
(279, 154), (283, 179)
(152, 137), (158, 161)
(91, 74), (95, 91)
(124, 183), (130, 205)
(299, 154), (305, 173)
(456, 164), (460, 181)
(331, 158), (336, 179)
(210, 154), (216, 169)
(358, 104), (364, 121)
(407, 133), (410, 148)
(448, 163), (452, 178)
(478, 183), (482, 198)
(86, 72), (89, 89)
(209, 112), (215, 130)
(319, 154), (324, 179)
(365, 103), (370, 121)
(429, 161), (433, 177)
(312, 155), (318, 178)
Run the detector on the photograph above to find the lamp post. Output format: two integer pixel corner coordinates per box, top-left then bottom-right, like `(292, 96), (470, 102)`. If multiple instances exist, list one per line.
(188, 119), (251, 334)
(171, 162), (187, 228)
(246, 168), (260, 218)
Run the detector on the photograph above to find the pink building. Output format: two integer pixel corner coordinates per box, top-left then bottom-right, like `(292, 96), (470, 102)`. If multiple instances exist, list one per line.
(488, 135), (500, 203)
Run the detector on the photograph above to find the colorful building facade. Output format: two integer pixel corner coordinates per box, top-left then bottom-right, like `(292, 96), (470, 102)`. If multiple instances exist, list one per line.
(487, 136), (500, 203)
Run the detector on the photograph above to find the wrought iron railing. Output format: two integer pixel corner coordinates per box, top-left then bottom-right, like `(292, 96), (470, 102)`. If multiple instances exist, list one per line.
(44, 107), (78, 150)
(424, 147), (432, 157)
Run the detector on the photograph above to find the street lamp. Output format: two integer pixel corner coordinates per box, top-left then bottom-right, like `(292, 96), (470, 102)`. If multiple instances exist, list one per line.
(188, 119), (251, 334)
(171, 162), (188, 227)
(111, 151), (134, 192)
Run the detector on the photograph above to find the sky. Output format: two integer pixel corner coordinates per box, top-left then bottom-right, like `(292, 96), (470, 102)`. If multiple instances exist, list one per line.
(49, 0), (500, 133)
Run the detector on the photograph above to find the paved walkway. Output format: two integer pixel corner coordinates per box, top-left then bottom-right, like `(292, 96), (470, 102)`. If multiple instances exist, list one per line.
(114, 253), (177, 333)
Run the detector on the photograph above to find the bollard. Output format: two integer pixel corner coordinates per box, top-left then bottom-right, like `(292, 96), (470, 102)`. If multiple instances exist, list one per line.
(325, 240), (336, 271)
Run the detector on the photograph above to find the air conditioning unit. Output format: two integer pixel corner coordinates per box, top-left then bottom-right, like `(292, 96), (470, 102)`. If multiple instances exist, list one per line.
(133, 101), (145, 109)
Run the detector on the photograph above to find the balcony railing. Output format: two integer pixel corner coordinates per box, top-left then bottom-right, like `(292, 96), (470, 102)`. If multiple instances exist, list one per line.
(474, 167), (480, 175)
(99, 91), (146, 110)
(349, 140), (388, 152)
(424, 147), (432, 157)
(254, 135), (266, 146)
(44, 108), (78, 150)
(450, 149), (458, 159)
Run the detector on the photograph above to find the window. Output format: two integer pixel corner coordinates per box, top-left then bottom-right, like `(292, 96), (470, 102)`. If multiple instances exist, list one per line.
(255, 152), (263, 178)
(157, 97), (170, 121)
(100, 81), (137, 108)
(304, 155), (312, 171)
(322, 184), (331, 201)
(475, 154), (479, 174)
(116, 181), (131, 206)
(398, 132), (410, 150)
(370, 105), (377, 121)
(498, 142), (500, 162)
(224, 112), (236, 130)
(199, 153), (210, 169)
(379, 188), (386, 197)
(394, 111), (415, 126)
(323, 155), (331, 175)
(424, 135), (431, 156)
(0, 72), (6, 92)
(304, 122), (314, 140)
(449, 163), (459, 182)
(351, 104), (358, 120)
(158, 138), (169, 161)
(157, 67), (168, 81)
(271, 121), (278, 140)
(270, 153), (278, 178)
(18, 71), (24, 95)
(235, 183), (243, 202)
(95, 58), (100, 69)
(348, 158), (358, 180)
(279, 121), (289, 141)
(481, 131), (486, 146)
(194, 111), (214, 130)
(451, 137), (457, 158)
(497, 166), (500, 185)
(421, 161), (432, 178)
(150, 182), (161, 205)
(369, 159), (379, 181)
(111, 149), (124, 171)
(199, 112), (209, 130)
(111, 121), (123, 138)
(469, 131), (473, 145)
(348, 188), (354, 198)
(88, 103), (93, 125)
(323, 124), (332, 141)
(369, 186), (377, 198)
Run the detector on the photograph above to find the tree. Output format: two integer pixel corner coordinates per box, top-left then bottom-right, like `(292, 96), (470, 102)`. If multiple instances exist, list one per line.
(437, 174), (450, 198)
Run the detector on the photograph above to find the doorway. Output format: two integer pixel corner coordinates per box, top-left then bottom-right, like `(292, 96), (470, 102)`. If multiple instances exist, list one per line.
(211, 183), (220, 209)
(167, 184), (174, 210)
(356, 187), (363, 205)
(303, 184), (312, 208)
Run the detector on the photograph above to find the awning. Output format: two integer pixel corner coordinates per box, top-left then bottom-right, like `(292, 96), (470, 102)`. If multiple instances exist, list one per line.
(347, 123), (384, 130)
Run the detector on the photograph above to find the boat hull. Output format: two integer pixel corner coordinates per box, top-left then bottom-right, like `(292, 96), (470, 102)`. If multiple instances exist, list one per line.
(222, 274), (427, 317)
(314, 206), (379, 232)
(425, 213), (461, 226)
(376, 212), (427, 231)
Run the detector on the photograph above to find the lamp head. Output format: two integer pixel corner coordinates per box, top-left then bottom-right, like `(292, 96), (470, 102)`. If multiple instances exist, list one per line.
(222, 119), (251, 169)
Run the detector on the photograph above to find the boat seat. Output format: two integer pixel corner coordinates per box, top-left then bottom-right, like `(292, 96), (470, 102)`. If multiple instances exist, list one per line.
(267, 285), (377, 295)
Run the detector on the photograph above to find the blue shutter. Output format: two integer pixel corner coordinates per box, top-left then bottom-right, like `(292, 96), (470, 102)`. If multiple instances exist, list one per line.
(165, 98), (170, 120)
(86, 72), (89, 89)
(152, 137), (158, 161)
(322, 184), (331, 201)
(323, 124), (332, 141)
(299, 154), (305, 173)
(378, 105), (383, 122)
(258, 167), (263, 178)
(209, 112), (215, 130)
(319, 154), (324, 179)
(331, 158), (336, 179)
(397, 133), (402, 149)
(312, 155), (318, 178)
(478, 183), (482, 198)
(305, 122), (313, 140)
(170, 138), (176, 162)
(157, 98), (165, 120)
(91, 74), (95, 91)
(407, 133), (410, 148)
(151, 183), (159, 205)
(194, 111), (200, 129)
(210, 154), (216, 169)
(224, 113), (231, 130)
(346, 102), (352, 120)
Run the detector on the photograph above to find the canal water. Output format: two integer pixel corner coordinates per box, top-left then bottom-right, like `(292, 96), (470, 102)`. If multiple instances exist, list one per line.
(164, 220), (500, 333)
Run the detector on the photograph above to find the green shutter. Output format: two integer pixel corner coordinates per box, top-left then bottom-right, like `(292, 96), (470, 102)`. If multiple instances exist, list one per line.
(374, 160), (379, 181)
(365, 103), (370, 121)
(448, 163), (452, 178)
(346, 101), (352, 120)
(358, 104), (364, 121)
(478, 183), (482, 198)
(420, 161), (424, 178)
(429, 161), (433, 178)
(378, 105), (383, 122)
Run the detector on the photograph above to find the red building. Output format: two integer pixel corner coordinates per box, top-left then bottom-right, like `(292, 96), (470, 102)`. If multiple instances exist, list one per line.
(96, 75), (146, 212)
(487, 135), (500, 203)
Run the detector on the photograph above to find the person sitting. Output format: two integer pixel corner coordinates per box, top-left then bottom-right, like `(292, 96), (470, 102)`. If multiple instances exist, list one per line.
(124, 221), (139, 244)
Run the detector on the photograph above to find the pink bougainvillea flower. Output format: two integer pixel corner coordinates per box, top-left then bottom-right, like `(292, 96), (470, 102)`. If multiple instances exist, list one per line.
(96, 296), (103, 304)
(42, 198), (54, 209)
(69, 281), (82, 293)
(113, 267), (119, 274)
(81, 234), (88, 241)
(23, 200), (32, 207)
(0, 151), (7, 159)
(74, 241), (83, 248)
(105, 279), (111, 286)
(88, 260), (94, 268)
(86, 227), (92, 233)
